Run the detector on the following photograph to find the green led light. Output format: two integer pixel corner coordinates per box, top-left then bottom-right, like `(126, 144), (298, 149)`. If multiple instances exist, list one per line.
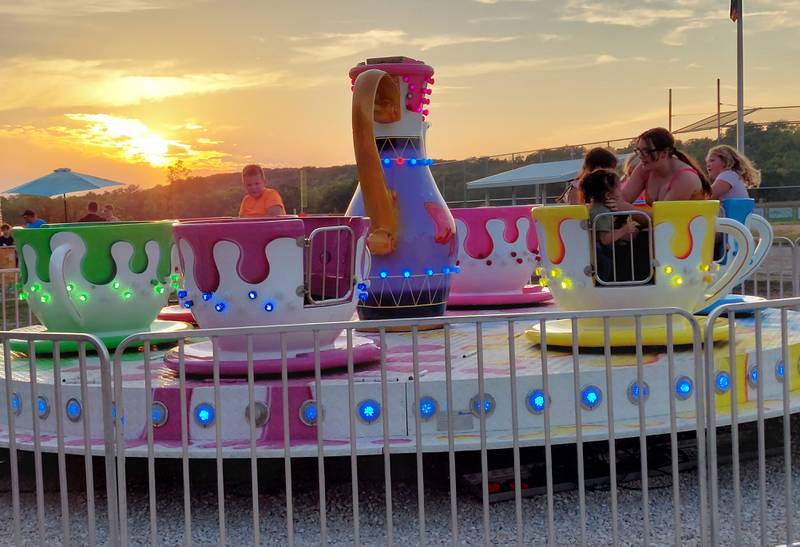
(30, 283), (41, 293)
(66, 283), (75, 292)
(171, 273), (180, 282)
(154, 285), (166, 295)
(40, 294), (50, 303)
(111, 281), (121, 290)
(122, 290), (133, 300)
(18, 292), (28, 301)
(78, 294), (89, 303)
(15, 282), (23, 290)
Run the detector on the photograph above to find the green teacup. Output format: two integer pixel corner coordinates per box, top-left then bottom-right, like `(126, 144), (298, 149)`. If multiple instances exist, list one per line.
(13, 221), (176, 340)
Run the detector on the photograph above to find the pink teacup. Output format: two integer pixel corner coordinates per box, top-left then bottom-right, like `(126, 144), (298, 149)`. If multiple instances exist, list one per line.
(173, 215), (370, 356)
(449, 206), (551, 306)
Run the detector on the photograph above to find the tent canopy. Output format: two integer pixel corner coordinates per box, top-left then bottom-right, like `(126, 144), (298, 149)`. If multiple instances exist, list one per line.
(466, 155), (631, 191)
(4, 168), (125, 197)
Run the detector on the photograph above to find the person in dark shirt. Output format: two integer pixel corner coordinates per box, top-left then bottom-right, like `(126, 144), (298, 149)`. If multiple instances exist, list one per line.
(0, 224), (14, 246)
(79, 201), (107, 222)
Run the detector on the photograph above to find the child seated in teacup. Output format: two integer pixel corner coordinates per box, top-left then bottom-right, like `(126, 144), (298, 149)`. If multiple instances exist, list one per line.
(239, 164), (286, 217)
(582, 169), (640, 282)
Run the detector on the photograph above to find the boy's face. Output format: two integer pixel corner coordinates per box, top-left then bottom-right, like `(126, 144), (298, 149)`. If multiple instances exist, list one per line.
(243, 174), (266, 198)
(1, 228), (8, 236)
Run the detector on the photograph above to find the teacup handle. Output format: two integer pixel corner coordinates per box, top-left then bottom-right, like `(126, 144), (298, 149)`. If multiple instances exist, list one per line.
(738, 213), (773, 282)
(697, 217), (754, 312)
(50, 244), (83, 325)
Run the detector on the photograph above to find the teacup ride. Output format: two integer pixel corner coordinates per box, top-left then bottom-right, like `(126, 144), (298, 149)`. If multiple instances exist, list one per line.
(164, 215), (380, 375)
(9, 221), (191, 353)
(525, 201), (755, 347)
(448, 205), (552, 307)
(696, 197), (773, 316)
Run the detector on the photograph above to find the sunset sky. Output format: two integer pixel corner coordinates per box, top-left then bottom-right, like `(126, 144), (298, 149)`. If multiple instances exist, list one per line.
(1, 0), (798, 189)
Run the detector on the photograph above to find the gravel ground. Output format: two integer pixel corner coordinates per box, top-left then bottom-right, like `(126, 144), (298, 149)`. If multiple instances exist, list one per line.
(2, 419), (800, 546)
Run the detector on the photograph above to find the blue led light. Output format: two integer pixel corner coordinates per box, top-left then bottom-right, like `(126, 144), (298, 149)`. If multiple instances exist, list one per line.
(357, 282), (367, 291)
(358, 399), (381, 423)
(470, 394), (495, 417)
(410, 158), (418, 166)
(428, 159), (435, 166)
(37, 396), (50, 419)
(527, 389), (547, 413)
(194, 403), (215, 427)
(300, 401), (319, 426)
(177, 289), (188, 299)
(402, 270), (411, 278)
(675, 377), (693, 400)
(202, 292), (213, 301)
(215, 302), (226, 312)
(183, 300), (194, 309)
(628, 381), (649, 404)
(442, 267), (451, 275)
(425, 268), (434, 277)
(10, 392), (20, 415)
(776, 361), (785, 381)
(715, 371), (731, 393)
(151, 402), (168, 427)
(580, 386), (602, 410)
(248, 290), (258, 300)
(264, 301), (275, 312)
(748, 366), (759, 386)
(419, 397), (438, 420)
(358, 292), (369, 301)
(66, 398), (82, 422)
(382, 158), (392, 166)
(379, 271), (388, 279)
(452, 266), (461, 273)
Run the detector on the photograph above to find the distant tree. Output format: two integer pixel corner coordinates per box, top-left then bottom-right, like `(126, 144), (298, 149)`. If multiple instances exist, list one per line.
(167, 160), (192, 184)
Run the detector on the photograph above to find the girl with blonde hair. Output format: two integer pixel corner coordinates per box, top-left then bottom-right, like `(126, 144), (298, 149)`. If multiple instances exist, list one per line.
(706, 144), (761, 200)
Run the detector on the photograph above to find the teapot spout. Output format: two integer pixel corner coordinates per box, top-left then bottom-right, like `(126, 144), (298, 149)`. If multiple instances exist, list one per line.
(352, 69), (401, 256)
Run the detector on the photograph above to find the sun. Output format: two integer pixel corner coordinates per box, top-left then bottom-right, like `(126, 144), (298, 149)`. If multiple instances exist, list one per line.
(67, 114), (173, 167)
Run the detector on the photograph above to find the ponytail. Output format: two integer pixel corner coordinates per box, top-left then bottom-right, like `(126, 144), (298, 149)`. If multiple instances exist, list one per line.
(672, 149), (711, 196)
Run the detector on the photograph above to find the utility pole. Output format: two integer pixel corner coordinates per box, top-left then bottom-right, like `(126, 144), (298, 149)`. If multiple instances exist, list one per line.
(717, 78), (722, 143)
(668, 88), (673, 132)
(736, 1), (745, 151)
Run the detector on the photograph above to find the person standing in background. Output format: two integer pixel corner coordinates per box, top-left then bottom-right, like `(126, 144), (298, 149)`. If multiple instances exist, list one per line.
(22, 210), (47, 228)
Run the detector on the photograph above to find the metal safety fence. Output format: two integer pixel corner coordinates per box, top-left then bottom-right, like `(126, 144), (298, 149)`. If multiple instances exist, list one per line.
(2, 297), (800, 545)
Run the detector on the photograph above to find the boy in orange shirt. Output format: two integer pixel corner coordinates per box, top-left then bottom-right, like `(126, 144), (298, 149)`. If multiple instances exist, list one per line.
(239, 164), (286, 217)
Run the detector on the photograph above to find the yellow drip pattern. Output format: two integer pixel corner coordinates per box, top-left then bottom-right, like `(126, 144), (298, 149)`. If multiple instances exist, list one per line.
(532, 206), (588, 265)
(653, 201), (718, 262)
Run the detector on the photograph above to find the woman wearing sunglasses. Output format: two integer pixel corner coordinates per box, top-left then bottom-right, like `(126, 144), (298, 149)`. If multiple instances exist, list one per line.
(605, 127), (711, 212)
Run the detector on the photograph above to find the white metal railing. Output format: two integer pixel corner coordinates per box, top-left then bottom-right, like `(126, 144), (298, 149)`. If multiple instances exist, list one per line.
(0, 251), (799, 544)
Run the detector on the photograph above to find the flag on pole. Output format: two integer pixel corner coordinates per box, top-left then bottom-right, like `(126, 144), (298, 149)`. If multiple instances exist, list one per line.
(730, 0), (740, 22)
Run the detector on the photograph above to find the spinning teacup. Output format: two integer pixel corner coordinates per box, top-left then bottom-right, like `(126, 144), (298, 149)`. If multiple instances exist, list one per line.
(169, 215), (378, 374)
(12, 221), (181, 350)
(448, 206), (551, 306)
(526, 201), (754, 347)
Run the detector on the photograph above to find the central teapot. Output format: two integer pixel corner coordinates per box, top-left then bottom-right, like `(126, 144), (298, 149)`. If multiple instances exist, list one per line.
(346, 56), (457, 320)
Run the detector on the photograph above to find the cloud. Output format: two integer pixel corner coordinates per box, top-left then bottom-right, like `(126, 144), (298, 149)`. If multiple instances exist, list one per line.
(472, 0), (538, 3)
(560, 0), (694, 28)
(0, 113), (235, 171)
(438, 53), (634, 78)
(0, 0), (194, 17)
(538, 33), (565, 42)
(661, 19), (711, 46)
(468, 14), (530, 23)
(0, 57), (287, 111)
(289, 29), (519, 62)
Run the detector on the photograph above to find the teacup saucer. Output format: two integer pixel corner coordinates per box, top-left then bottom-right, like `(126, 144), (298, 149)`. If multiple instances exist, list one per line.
(447, 285), (552, 308)
(157, 304), (197, 324)
(524, 315), (729, 348)
(162, 333), (380, 376)
(7, 319), (194, 354)
(695, 294), (765, 317)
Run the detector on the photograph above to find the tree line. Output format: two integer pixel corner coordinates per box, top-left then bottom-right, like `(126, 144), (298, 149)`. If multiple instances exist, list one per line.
(2, 122), (798, 225)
